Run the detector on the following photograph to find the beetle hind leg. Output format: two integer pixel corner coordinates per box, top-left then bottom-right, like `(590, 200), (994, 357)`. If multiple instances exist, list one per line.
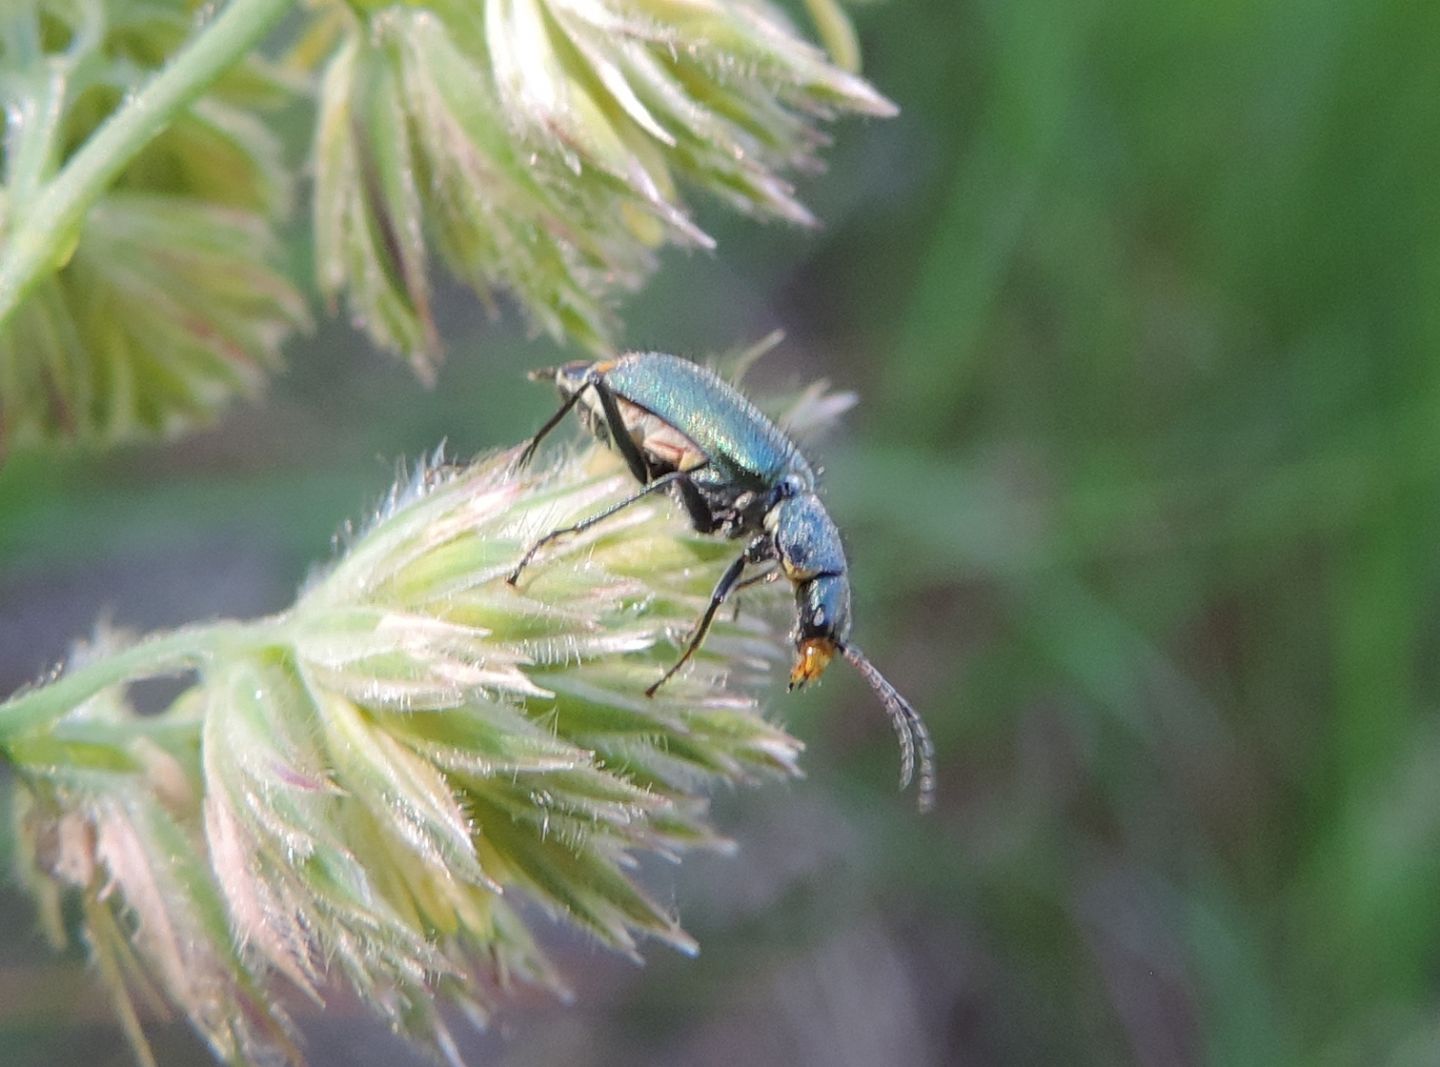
(507, 470), (692, 586)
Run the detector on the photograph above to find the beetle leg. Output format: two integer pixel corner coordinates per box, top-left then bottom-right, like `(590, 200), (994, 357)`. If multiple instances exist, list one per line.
(646, 536), (770, 697)
(728, 566), (780, 621)
(732, 567), (779, 594)
(519, 387), (587, 468)
(588, 373), (653, 484)
(506, 470), (693, 586)
(674, 476), (719, 534)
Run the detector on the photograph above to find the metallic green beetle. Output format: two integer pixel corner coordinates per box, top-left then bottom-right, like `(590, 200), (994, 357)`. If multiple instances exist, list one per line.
(509, 353), (935, 812)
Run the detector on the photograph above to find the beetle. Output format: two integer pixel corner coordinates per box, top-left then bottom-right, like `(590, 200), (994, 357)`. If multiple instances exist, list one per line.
(507, 353), (935, 812)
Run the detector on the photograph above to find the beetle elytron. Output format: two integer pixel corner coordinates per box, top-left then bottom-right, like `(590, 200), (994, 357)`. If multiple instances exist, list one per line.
(507, 353), (935, 812)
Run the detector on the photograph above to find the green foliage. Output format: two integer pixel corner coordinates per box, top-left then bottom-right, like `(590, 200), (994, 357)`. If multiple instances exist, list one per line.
(6, 448), (800, 1065)
(0, 0), (305, 449)
(0, 0), (886, 438)
(0, 190), (307, 444)
(312, 0), (892, 372)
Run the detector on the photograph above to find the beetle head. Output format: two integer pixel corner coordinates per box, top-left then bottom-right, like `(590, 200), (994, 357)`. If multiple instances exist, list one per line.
(788, 572), (852, 689)
(528, 360), (594, 395)
(770, 492), (851, 689)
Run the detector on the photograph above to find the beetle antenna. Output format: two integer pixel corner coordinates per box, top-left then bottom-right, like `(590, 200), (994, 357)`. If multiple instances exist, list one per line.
(841, 645), (936, 813)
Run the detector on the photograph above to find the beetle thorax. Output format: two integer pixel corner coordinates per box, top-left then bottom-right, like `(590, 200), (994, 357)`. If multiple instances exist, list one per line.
(770, 491), (847, 580)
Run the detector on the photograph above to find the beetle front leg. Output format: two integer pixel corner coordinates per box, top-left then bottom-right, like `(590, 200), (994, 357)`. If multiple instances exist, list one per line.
(645, 536), (771, 697)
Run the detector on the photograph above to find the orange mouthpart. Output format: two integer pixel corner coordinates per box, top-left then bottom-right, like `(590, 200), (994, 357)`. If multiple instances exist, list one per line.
(789, 638), (838, 689)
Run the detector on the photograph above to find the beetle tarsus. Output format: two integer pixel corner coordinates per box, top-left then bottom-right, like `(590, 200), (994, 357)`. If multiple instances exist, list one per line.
(504, 551), (536, 587)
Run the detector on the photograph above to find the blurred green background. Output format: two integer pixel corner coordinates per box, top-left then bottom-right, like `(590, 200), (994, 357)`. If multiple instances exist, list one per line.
(3, 0), (1439, 1063)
